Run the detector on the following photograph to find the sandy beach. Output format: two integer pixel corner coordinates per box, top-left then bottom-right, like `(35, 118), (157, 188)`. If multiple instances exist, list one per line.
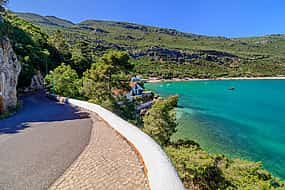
(146, 76), (285, 83)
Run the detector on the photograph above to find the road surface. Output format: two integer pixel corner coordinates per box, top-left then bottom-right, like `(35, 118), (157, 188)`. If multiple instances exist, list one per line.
(0, 93), (92, 190)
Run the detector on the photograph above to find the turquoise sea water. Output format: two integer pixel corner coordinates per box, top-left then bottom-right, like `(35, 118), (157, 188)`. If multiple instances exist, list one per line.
(145, 80), (285, 179)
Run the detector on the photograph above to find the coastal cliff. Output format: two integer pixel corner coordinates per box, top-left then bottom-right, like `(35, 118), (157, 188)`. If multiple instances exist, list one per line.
(0, 37), (21, 112)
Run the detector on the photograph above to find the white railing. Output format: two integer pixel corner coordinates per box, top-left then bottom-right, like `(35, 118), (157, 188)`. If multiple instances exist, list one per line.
(67, 98), (185, 190)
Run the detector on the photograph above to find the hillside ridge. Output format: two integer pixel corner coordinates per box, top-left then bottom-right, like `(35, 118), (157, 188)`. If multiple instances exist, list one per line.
(13, 12), (285, 78)
(14, 12), (285, 39)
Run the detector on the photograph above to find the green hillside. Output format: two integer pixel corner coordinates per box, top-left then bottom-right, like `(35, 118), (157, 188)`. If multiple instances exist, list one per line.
(2, 11), (285, 190)
(14, 12), (285, 78)
(15, 12), (75, 28)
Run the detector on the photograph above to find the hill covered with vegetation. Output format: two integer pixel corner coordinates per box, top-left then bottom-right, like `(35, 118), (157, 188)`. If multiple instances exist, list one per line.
(15, 12), (285, 79)
(1, 11), (285, 189)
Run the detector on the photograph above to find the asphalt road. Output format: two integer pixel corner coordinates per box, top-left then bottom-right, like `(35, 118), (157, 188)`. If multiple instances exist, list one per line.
(0, 93), (92, 190)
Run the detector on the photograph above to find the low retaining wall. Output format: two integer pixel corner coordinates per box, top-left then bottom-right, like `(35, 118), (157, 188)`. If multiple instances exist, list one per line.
(66, 98), (185, 190)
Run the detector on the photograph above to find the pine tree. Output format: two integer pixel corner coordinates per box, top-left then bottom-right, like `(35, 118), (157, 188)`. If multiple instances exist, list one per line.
(70, 40), (93, 76)
(81, 51), (133, 104)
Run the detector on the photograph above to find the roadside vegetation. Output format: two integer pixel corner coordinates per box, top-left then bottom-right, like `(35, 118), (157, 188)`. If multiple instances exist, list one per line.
(0, 100), (22, 120)
(1, 11), (285, 189)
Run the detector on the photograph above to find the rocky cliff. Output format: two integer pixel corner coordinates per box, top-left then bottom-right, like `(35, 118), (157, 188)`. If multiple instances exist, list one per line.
(0, 37), (21, 112)
(30, 71), (44, 90)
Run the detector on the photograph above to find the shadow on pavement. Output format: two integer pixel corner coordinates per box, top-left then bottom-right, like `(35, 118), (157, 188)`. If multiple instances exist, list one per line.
(0, 92), (90, 135)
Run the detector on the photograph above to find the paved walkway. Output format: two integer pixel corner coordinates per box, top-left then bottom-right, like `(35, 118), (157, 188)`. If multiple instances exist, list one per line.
(49, 113), (149, 190)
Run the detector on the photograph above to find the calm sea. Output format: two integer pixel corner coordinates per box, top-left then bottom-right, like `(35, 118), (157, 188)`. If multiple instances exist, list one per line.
(145, 80), (285, 179)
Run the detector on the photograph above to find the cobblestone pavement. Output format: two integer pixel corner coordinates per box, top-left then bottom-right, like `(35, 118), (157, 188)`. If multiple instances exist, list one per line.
(49, 113), (149, 190)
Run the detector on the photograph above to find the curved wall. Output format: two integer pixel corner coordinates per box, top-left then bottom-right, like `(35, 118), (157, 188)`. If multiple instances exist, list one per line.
(67, 98), (185, 190)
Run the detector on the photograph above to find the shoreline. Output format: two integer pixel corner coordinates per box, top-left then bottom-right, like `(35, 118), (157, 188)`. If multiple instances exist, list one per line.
(146, 76), (285, 83)
(145, 77), (285, 181)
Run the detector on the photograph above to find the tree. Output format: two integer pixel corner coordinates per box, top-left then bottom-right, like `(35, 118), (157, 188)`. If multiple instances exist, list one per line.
(81, 62), (113, 103)
(1, 13), (61, 88)
(143, 95), (179, 146)
(45, 63), (79, 97)
(48, 30), (71, 63)
(81, 51), (133, 104)
(70, 40), (93, 76)
(100, 50), (133, 91)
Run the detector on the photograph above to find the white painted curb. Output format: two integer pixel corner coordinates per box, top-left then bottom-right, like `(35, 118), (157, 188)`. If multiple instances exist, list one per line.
(67, 98), (185, 190)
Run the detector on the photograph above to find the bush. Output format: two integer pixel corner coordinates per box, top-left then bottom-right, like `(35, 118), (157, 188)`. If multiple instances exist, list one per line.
(165, 141), (232, 189)
(165, 140), (285, 190)
(0, 101), (22, 120)
(45, 63), (79, 97)
(143, 95), (178, 146)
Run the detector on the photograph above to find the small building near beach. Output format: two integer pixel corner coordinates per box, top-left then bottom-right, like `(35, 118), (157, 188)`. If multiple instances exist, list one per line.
(131, 76), (142, 82)
(130, 82), (144, 96)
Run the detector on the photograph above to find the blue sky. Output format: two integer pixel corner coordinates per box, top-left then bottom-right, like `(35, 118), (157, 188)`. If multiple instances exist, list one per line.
(8, 0), (285, 37)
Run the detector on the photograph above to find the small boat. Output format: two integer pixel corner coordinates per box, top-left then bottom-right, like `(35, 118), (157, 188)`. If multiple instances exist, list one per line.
(228, 87), (235, 91)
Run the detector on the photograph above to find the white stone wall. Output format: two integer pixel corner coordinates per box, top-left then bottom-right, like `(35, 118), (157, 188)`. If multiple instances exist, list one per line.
(67, 98), (185, 190)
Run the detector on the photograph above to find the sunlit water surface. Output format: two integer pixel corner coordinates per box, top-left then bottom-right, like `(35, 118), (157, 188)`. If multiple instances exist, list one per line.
(145, 80), (285, 179)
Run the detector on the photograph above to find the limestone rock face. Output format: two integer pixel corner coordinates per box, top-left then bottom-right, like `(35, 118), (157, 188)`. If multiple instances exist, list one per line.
(0, 37), (21, 111)
(30, 71), (44, 90)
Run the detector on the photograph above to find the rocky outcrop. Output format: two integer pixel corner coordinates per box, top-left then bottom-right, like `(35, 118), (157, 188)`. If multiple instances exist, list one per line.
(0, 37), (21, 112)
(132, 46), (239, 64)
(30, 71), (44, 90)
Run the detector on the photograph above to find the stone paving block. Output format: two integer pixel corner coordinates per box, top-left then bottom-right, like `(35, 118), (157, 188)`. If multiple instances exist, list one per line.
(49, 113), (149, 190)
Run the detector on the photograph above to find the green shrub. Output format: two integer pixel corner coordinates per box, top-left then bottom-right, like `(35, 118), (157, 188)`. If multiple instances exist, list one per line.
(165, 140), (285, 190)
(45, 63), (79, 97)
(143, 96), (178, 146)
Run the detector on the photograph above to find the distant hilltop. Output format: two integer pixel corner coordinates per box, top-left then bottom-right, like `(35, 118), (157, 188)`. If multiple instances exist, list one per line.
(14, 12), (285, 78)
